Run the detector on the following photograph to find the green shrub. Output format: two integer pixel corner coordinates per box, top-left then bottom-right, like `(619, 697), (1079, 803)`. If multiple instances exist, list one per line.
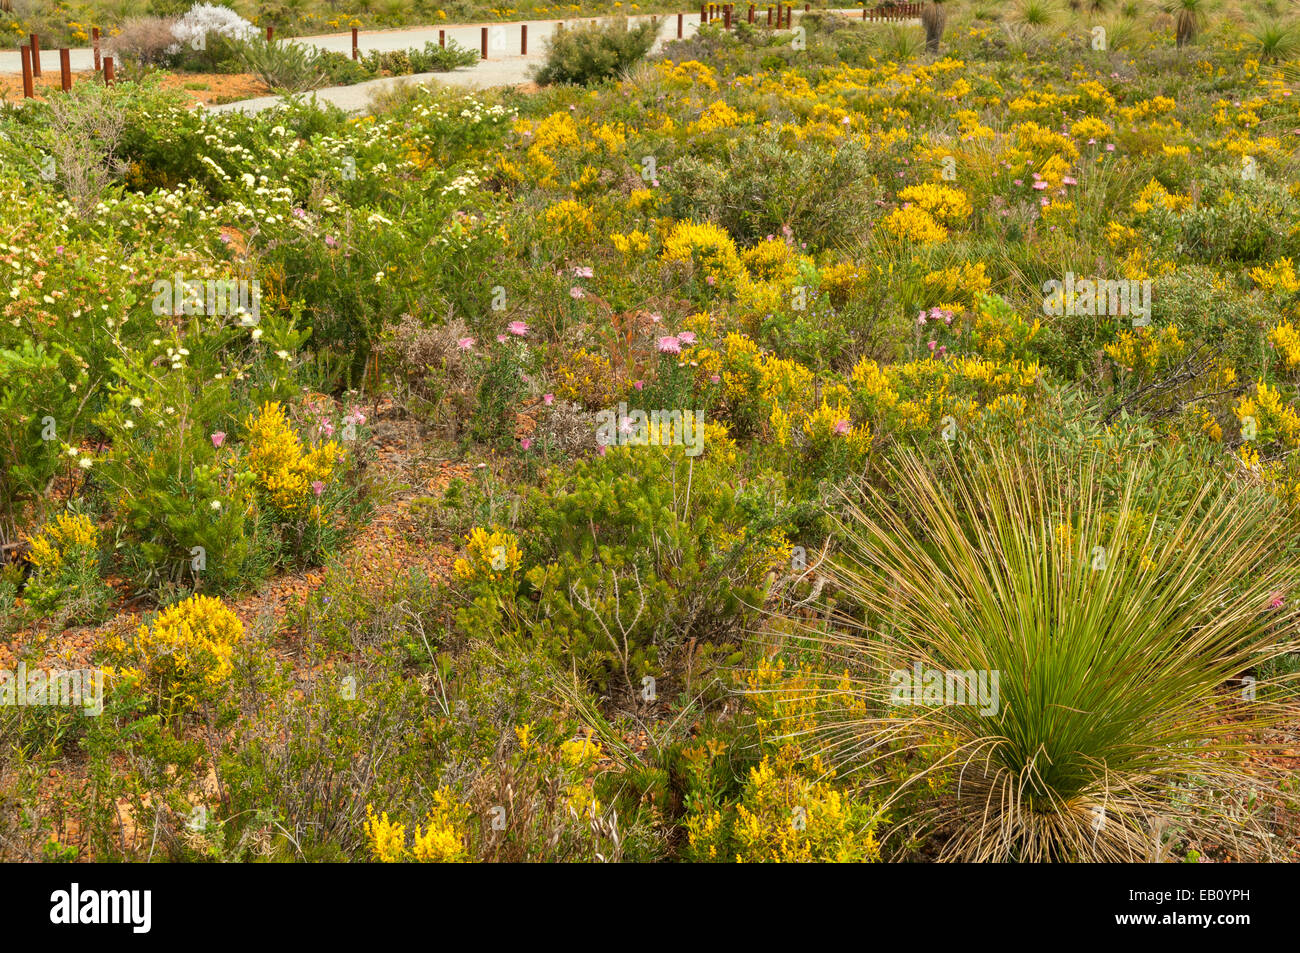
(533, 18), (658, 86)
(237, 37), (330, 93)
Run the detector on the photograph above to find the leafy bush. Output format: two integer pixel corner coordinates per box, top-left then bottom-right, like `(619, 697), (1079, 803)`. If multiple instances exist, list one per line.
(107, 16), (180, 68)
(407, 40), (480, 73)
(533, 18), (657, 86)
(0, 341), (87, 528)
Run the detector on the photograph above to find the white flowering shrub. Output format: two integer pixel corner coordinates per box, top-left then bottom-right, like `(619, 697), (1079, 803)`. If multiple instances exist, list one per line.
(168, 2), (257, 55)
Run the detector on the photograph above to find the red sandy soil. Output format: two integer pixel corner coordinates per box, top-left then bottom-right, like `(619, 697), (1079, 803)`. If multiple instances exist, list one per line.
(0, 69), (269, 106)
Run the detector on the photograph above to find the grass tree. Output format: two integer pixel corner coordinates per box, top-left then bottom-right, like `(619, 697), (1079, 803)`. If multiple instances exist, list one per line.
(800, 439), (1300, 861)
(1166, 0), (1208, 48)
(921, 0), (948, 54)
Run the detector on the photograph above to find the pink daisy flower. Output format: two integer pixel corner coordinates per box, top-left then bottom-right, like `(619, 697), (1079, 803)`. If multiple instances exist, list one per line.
(507, 321), (529, 337)
(657, 336), (682, 354)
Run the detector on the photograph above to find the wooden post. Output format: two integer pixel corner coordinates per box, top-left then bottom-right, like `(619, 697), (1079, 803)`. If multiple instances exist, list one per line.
(724, 4), (731, 29)
(767, 7), (773, 26)
(104, 55), (114, 85)
(701, 4), (707, 23)
(481, 27), (487, 59)
(439, 29), (445, 48)
(59, 48), (71, 92)
(92, 27), (101, 71)
(20, 45), (33, 99)
(521, 23), (527, 55)
(266, 25), (274, 42)
(677, 12), (683, 37)
(29, 34), (40, 77)
(351, 27), (359, 60)
(748, 5), (755, 24)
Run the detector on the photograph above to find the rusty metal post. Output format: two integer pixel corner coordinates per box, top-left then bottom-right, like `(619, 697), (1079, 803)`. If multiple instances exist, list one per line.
(20, 45), (34, 98)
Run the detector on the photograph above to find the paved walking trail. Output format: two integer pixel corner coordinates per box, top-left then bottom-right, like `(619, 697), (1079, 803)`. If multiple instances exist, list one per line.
(1, 9), (915, 114)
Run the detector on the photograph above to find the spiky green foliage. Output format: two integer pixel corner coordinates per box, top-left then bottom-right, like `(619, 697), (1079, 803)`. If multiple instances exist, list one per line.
(802, 439), (1300, 861)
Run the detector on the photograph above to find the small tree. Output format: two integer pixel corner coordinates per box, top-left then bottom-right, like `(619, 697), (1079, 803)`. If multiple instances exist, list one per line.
(1166, 0), (1206, 49)
(921, 0), (949, 55)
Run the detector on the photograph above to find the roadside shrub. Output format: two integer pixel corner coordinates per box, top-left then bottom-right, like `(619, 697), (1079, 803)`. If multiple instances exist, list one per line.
(237, 37), (330, 93)
(107, 16), (180, 68)
(533, 18), (657, 86)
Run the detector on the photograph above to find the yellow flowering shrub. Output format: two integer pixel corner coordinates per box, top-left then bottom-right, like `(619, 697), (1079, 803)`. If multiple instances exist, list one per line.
(21, 511), (111, 617)
(897, 183), (972, 226)
(104, 594), (244, 711)
(657, 59), (719, 92)
(685, 655), (881, 862)
(543, 199), (597, 242)
(554, 347), (618, 407)
(1012, 121), (1080, 161)
(610, 229), (651, 259)
(243, 402), (339, 513)
(1105, 325), (1187, 378)
(1251, 258), (1300, 296)
(1131, 178), (1191, 215)
(1269, 318), (1300, 370)
(882, 205), (948, 244)
(661, 221), (746, 286)
(1070, 115), (1113, 140)
(741, 238), (798, 283)
(923, 261), (990, 307)
(454, 527), (522, 585)
(690, 100), (750, 135)
(365, 790), (470, 863)
(25, 512), (98, 575)
(1237, 380), (1300, 449)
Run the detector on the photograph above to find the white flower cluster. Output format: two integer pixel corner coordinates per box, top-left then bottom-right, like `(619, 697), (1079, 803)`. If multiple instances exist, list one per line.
(168, 2), (257, 55)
